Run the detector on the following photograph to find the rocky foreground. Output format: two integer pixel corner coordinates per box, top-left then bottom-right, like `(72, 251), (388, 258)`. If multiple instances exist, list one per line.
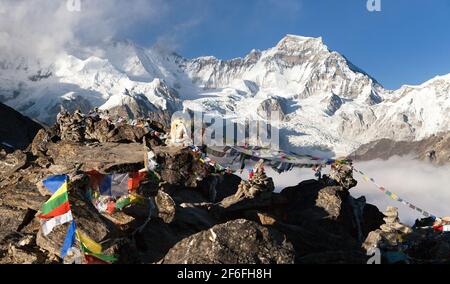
(0, 115), (449, 264)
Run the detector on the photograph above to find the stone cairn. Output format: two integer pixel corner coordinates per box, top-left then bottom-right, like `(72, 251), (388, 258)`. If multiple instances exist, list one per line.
(380, 207), (413, 245)
(57, 110), (86, 142)
(363, 206), (413, 251)
(328, 162), (358, 190)
(235, 160), (275, 200)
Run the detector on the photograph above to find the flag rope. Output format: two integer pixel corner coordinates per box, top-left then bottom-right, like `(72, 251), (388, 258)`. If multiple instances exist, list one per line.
(354, 168), (439, 221)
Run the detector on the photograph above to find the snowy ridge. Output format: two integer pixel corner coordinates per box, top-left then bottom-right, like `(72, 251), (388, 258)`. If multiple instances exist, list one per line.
(0, 35), (448, 157)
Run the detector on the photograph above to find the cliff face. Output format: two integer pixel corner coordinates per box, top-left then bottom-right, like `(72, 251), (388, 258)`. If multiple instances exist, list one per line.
(0, 102), (42, 151)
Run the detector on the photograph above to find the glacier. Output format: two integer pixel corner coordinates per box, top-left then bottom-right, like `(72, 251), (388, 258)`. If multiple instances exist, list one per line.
(0, 35), (448, 157)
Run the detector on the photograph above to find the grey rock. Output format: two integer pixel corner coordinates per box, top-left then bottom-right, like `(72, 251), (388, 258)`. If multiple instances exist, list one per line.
(163, 219), (295, 264)
(46, 142), (145, 173)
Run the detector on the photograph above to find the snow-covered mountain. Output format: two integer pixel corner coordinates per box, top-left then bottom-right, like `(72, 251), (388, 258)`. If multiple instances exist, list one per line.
(0, 35), (449, 157)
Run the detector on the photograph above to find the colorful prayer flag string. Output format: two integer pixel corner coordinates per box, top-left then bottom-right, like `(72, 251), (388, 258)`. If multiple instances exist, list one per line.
(40, 175), (118, 264)
(354, 168), (438, 220)
(39, 176), (73, 236)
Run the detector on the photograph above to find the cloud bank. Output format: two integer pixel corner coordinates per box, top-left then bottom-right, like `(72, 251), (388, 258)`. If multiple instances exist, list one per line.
(0, 0), (168, 63)
(255, 156), (450, 225)
(354, 157), (450, 225)
(0, 0), (305, 64)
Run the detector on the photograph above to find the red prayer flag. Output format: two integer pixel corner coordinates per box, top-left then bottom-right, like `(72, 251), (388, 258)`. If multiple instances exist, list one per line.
(84, 255), (110, 265)
(128, 172), (147, 192)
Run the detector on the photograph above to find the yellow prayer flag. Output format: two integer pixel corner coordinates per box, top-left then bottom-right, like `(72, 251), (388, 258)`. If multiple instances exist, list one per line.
(48, 182), (68, 202)
(77, 231), (102, 255)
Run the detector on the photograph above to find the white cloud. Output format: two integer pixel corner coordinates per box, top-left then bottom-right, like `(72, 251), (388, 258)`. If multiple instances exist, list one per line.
(243, 156), (450, 226)
(0, 0), (169, 63)
(353, 157), (450, 225)
(0, 0), (302, 63)
(0, 0), (74, 62)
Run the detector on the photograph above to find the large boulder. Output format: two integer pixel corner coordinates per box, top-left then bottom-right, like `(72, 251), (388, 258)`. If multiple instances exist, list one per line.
(0, 150), (29, 179)
(278, 180), (383, 241)
(163, 219), (295, 264)
(0, 206), (29, 244)
(196, 174), (242, 203)
(46, 142), (146, 173)
(278, 181), (351, 225)
(243, 180), (384, 263)
(247, 211), (364, 263)
(0, 180), (48, 212)
(153, 146), (205, 188)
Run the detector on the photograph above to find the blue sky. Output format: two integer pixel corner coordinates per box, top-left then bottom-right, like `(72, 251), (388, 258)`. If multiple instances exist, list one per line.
(4, 0), (448, 90)
(122, 0), (450, 90)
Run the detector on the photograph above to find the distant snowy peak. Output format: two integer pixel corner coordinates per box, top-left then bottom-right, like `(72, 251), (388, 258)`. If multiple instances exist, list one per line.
(397, 73), (450, 96)
(179, 35), (449, 155)
(0, 40), (184, 123)
(271, 35), (330, 63)
(184, 34), (381, 102)
(0, 34), (448, 157)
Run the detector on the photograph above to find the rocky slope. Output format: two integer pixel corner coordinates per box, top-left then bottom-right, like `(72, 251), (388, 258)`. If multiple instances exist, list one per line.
(0, 114), (448, 264)
(352, 132), (450, 165)
(1, 35), (448, 157)
(0, 102), (42, 152)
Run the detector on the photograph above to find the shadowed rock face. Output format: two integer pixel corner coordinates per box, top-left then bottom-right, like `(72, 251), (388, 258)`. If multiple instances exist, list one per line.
(322, 93), (343, 116)
(351, 132), (450, 165)
(264, 180), (384, 262)
(0, 102), (42, 152)
(257, 98), (286, 121)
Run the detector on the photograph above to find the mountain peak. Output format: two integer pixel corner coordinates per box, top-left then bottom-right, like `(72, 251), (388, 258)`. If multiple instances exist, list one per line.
(275, 34), (326, 51)
(283, 34), (318, 41)
(1, 35), (448, 157)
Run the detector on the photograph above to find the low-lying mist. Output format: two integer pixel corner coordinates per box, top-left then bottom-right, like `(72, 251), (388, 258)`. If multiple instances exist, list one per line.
(238, 156), (450, 225)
